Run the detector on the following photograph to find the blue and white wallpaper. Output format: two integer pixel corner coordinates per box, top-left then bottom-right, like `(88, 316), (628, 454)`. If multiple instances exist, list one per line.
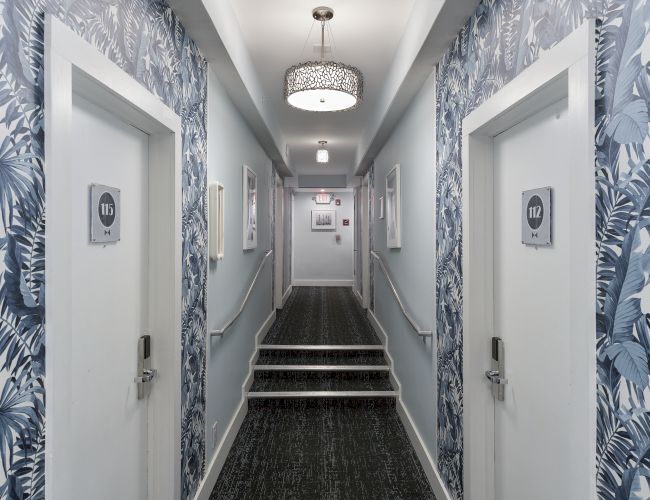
(0, 1), (207, 499)
(436, 0), (650, 498)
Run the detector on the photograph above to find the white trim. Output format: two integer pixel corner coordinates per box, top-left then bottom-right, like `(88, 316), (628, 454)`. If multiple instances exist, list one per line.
(292, 279), (354, 287)
(282, 285), (293, 306)
(461, 21), (596, 500)
(193, 310), (276, 500)
(45, 15), (182, 500)
(290, 190), (295, 285)
(367, 311), (452, 500)
(353, 288), (364, 308)
(274, 175), (284, 308)
(361, 174), (370, 308)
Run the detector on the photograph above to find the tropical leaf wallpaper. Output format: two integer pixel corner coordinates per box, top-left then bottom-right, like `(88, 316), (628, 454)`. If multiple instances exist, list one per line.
(0, 1), (207, 499)
(435, 0), (650, 499)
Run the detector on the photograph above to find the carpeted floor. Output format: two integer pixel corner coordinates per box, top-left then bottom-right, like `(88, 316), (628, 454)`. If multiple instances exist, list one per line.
(263, 287), (381, 345)
(210, 287), (435, 500)
(210, 400), (435, 500)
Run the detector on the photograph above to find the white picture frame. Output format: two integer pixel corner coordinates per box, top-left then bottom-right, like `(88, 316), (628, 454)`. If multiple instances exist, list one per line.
(243, 165), (257, 249)
(311, 209), (336, 230)
(386, 164), (401, 248)
(209, 181), (225, 260)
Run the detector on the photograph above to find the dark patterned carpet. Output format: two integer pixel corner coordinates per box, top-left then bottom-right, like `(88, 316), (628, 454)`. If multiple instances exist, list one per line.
(257, 349), (387, 365)
(250, 371), (394, 392)
(210, 287), (435, 499)
(263, 287), (381, 345)
(210, 400), (435, 500)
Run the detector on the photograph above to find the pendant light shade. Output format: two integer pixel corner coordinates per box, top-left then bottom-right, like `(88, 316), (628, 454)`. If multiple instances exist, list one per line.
(316, 141), (329, 163)
(284, 7), (363, 113)
(285, 62), (363, 112)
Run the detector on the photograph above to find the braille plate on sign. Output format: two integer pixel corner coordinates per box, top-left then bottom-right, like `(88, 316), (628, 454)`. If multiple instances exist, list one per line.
(90, 184), (121, 244)
(521, 187), (552, 247)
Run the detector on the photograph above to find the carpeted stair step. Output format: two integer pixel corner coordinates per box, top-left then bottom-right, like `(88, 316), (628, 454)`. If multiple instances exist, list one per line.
(256, 347), (388, 366)
(249, 370), (394, 393)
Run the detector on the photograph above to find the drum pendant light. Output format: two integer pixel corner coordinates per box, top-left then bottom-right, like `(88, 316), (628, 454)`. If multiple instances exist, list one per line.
(284, 7), (363, 112)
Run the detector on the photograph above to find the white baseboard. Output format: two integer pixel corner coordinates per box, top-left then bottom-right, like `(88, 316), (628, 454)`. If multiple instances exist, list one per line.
(367, 310), (452, 500)
(292, 279), (353, 287)
(282, 286), (292, 307)
(193, 309), (276, 500)
(353, 288), (364, 308)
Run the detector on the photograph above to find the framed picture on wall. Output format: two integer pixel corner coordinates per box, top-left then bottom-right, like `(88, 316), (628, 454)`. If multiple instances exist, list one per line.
(242, 165), (257, 249)
(311, 209), (336, 230)
(386, 164), (401, 248)
(209, 181), (225, 260)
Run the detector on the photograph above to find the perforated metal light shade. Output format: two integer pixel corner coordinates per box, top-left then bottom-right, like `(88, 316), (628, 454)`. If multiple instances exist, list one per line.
(284, 61), (363, 112)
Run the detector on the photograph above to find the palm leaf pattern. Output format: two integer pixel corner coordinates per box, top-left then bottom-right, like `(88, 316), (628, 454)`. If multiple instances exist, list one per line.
(435, 0), (650, 499)
(0, 0), (208, 499)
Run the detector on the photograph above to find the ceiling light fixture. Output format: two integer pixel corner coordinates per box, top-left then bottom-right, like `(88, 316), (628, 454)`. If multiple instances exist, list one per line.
(316, 141), (329, 163)
(284, 6), (363, 112)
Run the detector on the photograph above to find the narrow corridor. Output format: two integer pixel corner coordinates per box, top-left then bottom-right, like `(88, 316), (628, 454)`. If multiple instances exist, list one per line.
(210, 287), (435, 499)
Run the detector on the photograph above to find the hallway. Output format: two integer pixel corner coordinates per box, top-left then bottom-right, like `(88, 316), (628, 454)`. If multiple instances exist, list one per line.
(210, 287), (434, 499)
(0, 0), (645, 498)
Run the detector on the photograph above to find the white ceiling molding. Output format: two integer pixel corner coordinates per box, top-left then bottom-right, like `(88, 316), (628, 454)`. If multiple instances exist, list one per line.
(168, 0), (293, 177)
(353, 0), (482, 176)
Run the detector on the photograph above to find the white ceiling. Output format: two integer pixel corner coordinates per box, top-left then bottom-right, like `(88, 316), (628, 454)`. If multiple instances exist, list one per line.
(228, 0), (417, 176)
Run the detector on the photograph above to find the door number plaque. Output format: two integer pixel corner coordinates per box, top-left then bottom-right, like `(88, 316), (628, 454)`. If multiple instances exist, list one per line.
(90, 184), (121, 243)
(522, 187), (552, 247)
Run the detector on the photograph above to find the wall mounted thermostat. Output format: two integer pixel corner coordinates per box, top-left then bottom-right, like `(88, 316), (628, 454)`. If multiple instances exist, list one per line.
(522, 187), (551, 247)
(90, 184), (121, 244)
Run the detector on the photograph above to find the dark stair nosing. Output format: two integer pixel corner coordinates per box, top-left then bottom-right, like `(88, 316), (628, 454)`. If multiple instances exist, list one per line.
(253, 365), (390, 372)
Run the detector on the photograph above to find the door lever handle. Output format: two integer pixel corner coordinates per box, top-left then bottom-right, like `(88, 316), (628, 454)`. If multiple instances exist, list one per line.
(485, 369), (508, 385)
(134, 368), (158, 384)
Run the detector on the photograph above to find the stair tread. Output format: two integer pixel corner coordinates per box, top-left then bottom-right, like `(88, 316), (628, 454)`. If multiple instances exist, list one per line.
(259, 344), (384, 350)
(257, 350), (387, 366)
(248, 391), (398, 398)
(254, 365), (390, 371)
(251, 371), (393, 392)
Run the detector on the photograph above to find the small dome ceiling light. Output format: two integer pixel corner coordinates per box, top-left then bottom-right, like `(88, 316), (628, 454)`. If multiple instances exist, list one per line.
(316, 141), (329, 163)
(284, 6), (363, 112)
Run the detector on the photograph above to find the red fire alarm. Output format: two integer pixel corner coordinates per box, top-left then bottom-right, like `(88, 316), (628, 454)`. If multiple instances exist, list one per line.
(343, 219), (350, 226)
(335, 199), (341, 206)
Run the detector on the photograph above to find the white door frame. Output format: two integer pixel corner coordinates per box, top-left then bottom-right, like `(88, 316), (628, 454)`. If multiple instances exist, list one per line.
(45, 15), (182, 500)
(274, 174), (284, 308)
(462, 21), (595, 500)
(361, 175), (370, 308)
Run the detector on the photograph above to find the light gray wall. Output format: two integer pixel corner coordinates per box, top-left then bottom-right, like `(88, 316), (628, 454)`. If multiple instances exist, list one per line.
(372, 69), (437, 456)
(293, 191), (354, 285)
(205, 67), (273, 458)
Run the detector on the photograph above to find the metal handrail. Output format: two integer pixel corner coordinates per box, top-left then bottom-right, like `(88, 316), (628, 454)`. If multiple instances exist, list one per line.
(370, 251), (433, 338)
(210, 250), (273, 338)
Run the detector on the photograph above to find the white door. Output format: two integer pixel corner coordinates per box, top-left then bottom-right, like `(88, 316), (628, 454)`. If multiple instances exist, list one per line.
(68, 94), (150, 498)
(492, 98), (572, 499)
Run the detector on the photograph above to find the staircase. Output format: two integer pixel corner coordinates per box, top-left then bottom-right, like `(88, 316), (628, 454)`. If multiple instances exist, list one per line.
(248, 344), (398, 399)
